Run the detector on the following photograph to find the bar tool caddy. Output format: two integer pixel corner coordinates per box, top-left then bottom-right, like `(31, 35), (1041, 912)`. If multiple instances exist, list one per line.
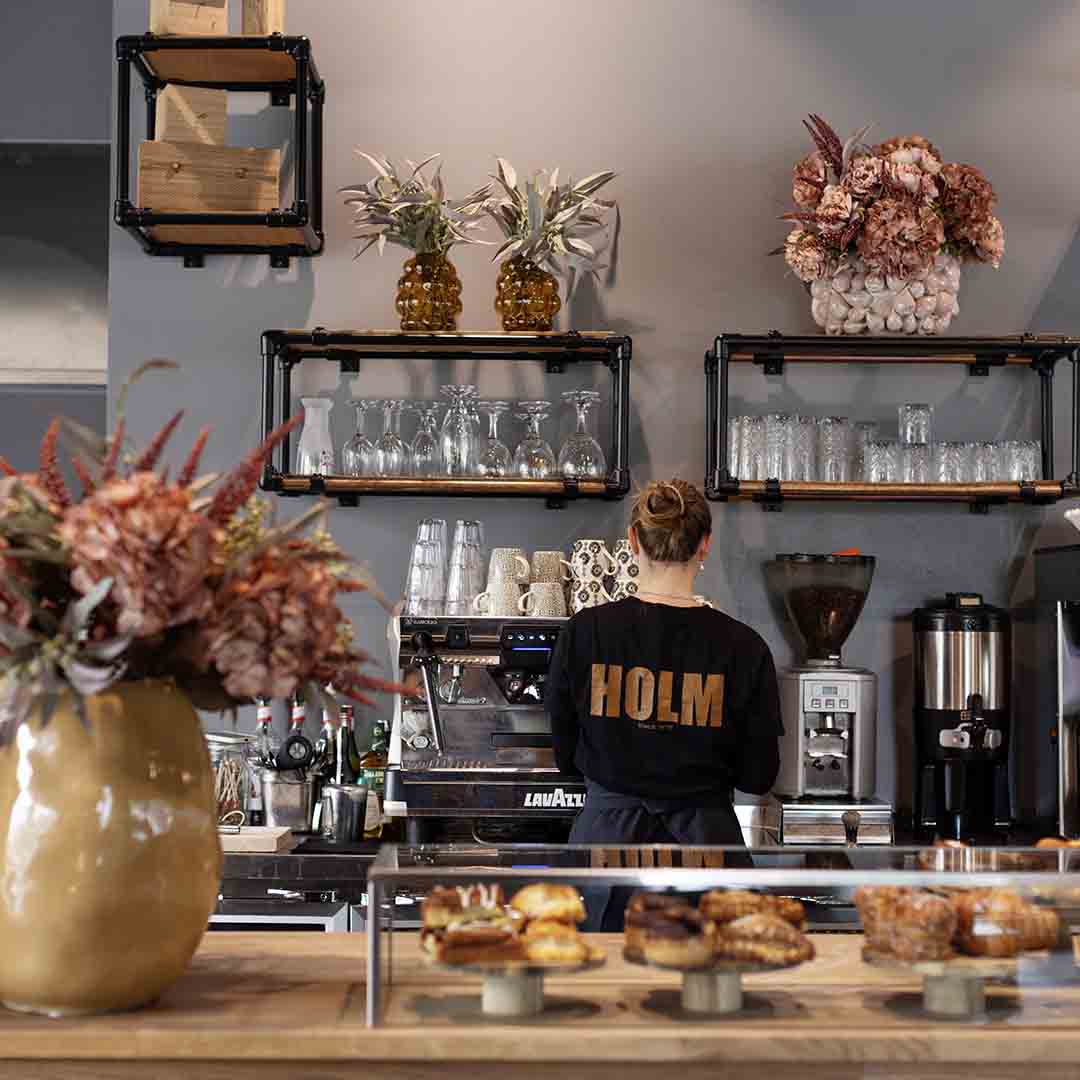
(913, 593), (1011, 842)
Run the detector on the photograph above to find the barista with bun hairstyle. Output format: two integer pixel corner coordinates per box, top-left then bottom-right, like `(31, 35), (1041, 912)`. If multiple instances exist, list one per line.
(546, 479), (782, 845)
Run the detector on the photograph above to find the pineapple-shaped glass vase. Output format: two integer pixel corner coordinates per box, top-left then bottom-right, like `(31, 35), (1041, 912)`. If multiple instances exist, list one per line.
(396, 253), (463, 332)
(495, 256), (561, 332)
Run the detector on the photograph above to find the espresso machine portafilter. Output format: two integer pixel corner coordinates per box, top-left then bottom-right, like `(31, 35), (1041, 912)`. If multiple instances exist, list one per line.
(913, 593), (1011, 842)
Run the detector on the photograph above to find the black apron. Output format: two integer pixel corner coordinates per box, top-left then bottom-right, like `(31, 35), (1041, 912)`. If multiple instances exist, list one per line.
(570, 780), (747, 931)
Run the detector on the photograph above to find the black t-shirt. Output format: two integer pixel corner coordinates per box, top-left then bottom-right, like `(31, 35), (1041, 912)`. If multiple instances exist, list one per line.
(545, 598), (783, 801)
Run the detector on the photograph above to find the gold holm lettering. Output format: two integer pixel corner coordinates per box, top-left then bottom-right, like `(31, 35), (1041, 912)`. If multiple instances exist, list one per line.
(591, 663), (624, 718)
(624, 667), (656, 721)
(682, 673), (725, 728)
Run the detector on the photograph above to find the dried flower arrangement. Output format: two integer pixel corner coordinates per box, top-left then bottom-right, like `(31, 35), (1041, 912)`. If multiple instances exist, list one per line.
(486, 157), (616, 273)
(340, 153), (492, 258)
(780, 116), (1004, 280)
(0, 362), (396, 741)
(777, 116), (1004, 335)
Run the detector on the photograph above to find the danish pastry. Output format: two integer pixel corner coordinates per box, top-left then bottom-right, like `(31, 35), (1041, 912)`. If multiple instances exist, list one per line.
(523, 920), (590, 965)
(854, 886), (957, 964)
(952, 889), (1060, 957)
(624, 896), (696, 958)
(699, 889), (807, 929)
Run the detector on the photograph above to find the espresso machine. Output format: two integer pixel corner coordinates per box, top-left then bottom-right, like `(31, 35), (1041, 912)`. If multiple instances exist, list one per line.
(385, 615), (583, 843)
(767, 553), (893, 845)
(913, 593), (1011, 842)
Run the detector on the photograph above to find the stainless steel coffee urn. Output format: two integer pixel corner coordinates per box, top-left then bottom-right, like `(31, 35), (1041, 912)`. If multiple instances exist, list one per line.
(913, 593), (1011, 842)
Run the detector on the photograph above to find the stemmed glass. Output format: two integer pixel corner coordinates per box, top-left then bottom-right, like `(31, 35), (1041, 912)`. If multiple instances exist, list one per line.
(410, 402), (442, 478)
(557, 390), (606, 478)
(439, 385), (479, 477)
(374, 400), (409, 477)
(476, 401), (512, 477)
(341, 399), (377, 477)
(513, 401), (556, 479)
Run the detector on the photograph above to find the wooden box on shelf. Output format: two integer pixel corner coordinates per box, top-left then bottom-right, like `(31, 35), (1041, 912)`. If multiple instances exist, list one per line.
(138, 141), (281, 213)
(155, 86), (227, 146)
(150, 0), (228, 35)
(242, 0), (285, 34)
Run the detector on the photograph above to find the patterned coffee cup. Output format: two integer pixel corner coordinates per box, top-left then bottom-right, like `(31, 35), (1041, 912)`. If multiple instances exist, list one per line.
(612, 538), (639, 582)
(571, 577), (612, 613)
(530, 550), (569, 584)
(488, 548), (531, 586)
(570, 539), (617, 581)
(473, 580), (523, 617)
(519, 582), (567, 618)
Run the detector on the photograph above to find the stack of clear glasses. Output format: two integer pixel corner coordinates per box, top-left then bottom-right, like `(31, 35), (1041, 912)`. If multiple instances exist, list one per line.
(445, 520), (487, 616)
(301, 387), (608, 481)
(403, 519), (448, 616)
(726, 408), (1043, 484)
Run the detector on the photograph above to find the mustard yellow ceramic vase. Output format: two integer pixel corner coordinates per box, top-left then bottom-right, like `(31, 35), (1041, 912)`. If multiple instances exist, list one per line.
(0, 680), (221, 1017)
(494, 256), (562, 332)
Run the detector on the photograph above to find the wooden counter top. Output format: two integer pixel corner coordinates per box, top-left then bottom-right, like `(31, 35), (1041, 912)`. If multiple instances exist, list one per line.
(2, 933), (1080, 1079)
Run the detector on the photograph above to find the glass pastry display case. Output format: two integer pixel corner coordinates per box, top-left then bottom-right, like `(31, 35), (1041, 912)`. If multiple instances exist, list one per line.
(365, 843), (1080, 1028)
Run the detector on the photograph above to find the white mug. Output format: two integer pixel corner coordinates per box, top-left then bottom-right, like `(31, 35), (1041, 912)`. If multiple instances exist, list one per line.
(610, 579), (640, 602)
(473, 581), (522, 617)
(488, 548), (531, 585)
(570, 539), (617, 582)
(611, 538), (639, 583)
(571, 577), (612, 613)
(519, 582), (568, 618)
(531, 550), (569, 584)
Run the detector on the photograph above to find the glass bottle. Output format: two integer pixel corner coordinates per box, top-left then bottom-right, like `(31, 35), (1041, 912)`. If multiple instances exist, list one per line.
(334, 701), (362, 785)
(359, 721), (388, 840)
(296, 397), (335, 475)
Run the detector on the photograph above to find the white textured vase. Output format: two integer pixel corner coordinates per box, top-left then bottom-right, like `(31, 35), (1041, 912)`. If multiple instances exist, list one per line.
(809, 253), (961, 336)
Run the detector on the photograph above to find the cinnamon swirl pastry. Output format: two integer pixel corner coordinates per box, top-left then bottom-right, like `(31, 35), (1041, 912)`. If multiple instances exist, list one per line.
(639, 908), (714, 969)
(712, 913), (815, 967)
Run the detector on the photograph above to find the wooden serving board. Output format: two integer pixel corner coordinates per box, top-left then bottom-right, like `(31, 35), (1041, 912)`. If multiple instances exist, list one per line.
(218, 826), (297, 853)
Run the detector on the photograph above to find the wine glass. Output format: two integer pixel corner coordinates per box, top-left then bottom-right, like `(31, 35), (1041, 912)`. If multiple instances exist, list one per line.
(439, 385), (479, 477)
(374, 400), (408, 477)
(476, 401), (512, 478)
(410, 402), (443, 478)
(341, 399), (377, 477)
(557, 390), (606, 479)
(512, 401), (556, 479)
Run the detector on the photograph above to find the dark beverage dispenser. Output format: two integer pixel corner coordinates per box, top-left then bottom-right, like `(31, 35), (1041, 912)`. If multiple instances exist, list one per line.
(913, 593), (1011, 841)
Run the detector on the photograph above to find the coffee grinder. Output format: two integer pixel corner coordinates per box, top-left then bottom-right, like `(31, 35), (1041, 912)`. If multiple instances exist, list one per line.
(913, 593), (1011, 842)
(767, 553), (893, 845)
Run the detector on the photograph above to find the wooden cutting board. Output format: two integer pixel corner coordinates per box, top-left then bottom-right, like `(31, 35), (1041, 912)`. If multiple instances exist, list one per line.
(218, 827), (297, 853)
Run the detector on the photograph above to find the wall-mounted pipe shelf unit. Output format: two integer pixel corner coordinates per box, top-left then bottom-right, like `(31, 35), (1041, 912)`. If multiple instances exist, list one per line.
(260, 330), (632, 509)
(114, 35), (325, 268)
(705, 333), (1080, 513)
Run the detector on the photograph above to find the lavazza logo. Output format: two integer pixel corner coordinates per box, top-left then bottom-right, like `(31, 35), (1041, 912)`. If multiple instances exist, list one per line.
(523, 788), (585, 809)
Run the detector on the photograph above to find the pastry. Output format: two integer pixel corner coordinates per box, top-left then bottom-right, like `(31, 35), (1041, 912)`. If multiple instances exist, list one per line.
(952, 889), (1060, 958)
(713, 913), (815, 967)
(854, 886), (957, 964)
(699, 889), (807, 929)
(421, 884), (508, 930)
(624, 896), (696, 958)
(428, 936), (527, 966)
(523, 920), (590, 966)
(511, 883), (586, 925)
(640, 908), (714, 969)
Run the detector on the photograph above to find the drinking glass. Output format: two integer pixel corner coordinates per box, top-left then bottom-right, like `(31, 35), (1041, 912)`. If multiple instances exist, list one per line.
(765, 413), (791, 481)
(558, 390), (607, 479)
(899, 404), (933, 446)
(374, 400), (409, 477)
(902, 443), (930, 483)
(818, 417), (852, 482)
(864, 439), (901, 483)
(792, 415), (818, 481)
(403, 540), (446, 616)
(406, 519), (448, 588)
(439, 385), (479, 477)
(341, 399), (377, 477)
(1000, 440), (1042, 481)
(296, 397), (335, 475)
(410, 402), (442, 478)
(727, 416), (742, 481)
(1022, 441), (1043, 481)
(512, 401), (556, 479)
(851, 421), (879, 482)
(971, 441), (997, 482)
(739, 415), (766, 481)
(476, 401), (513, 478)
(932, 441), (971, 484)
(446, 520), (486, 616)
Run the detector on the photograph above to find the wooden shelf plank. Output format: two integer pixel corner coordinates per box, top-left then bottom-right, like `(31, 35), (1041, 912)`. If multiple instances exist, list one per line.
(717, 480), (1067, 503)
(276, 476), (611, 498)
(141, 38), (300, 85)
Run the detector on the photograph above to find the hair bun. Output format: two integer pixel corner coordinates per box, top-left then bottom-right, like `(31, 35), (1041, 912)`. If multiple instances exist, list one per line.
(630, 478), (712, 565)
(638, 480), (687, 529)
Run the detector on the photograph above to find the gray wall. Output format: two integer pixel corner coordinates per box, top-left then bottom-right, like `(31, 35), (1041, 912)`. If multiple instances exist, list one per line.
(109, 0), (1080, 820)
(0, 1), (112, 143)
